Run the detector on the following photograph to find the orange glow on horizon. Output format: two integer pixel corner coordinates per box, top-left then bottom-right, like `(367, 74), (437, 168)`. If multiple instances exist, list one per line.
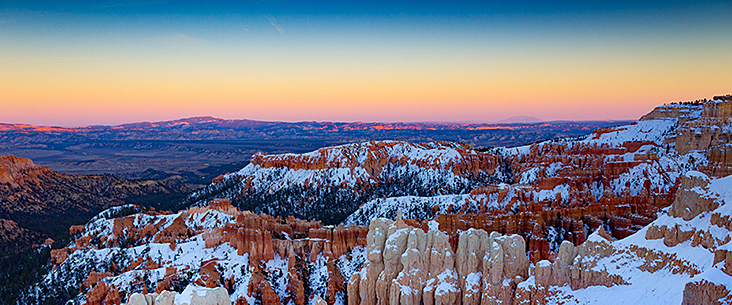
(2, 6), (731, 126)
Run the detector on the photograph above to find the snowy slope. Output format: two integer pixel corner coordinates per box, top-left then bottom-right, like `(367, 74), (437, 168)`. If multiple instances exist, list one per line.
(532, 171), (732, 304)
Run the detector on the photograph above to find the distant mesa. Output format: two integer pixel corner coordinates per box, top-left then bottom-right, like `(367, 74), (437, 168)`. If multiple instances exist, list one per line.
(496, 116), (542, 123)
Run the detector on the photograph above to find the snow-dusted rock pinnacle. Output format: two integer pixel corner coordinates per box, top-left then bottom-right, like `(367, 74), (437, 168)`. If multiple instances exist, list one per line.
(349, 215), (531, 305)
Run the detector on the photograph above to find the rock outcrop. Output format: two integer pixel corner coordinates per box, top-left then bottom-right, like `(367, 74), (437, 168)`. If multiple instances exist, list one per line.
(674, 98), (732, 178)
(122, 285), (230, 305)
(682, 279), (732, 305)
(350, 171), (732, 305)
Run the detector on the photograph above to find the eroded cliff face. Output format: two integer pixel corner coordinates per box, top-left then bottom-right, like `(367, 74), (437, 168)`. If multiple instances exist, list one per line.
(673, 99), (732, 177)
(0, 155), (47, 185)
(528, 170), (732, 304)
(122, 285), (230, 305)
(348, 170), (732, 304)
(31, 199), (368, 305)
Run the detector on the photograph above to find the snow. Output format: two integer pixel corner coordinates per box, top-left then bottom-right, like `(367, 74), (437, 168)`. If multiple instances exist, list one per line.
(537, 172), (732, 305)
(337, 246), (366, 284)
(308, 253), (330, 305)
(464, 272), (482, 293)
(30, 108), (732, 305)
(265, 253), (290, 300)
(519, 167), (541, 184)
(433, 269), (459, 296)
(188, 140), (509, 224)
(537, 260), (551, 268)
(583, 117), (678, 147)
(343, 194), (483, 225)
(428, 220), (440, 232)
(709, 174), (732, 204)
(534, 184), (570, 203)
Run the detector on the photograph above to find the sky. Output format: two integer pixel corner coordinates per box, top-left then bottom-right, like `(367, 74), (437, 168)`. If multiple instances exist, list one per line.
(1, 0), (731, 126)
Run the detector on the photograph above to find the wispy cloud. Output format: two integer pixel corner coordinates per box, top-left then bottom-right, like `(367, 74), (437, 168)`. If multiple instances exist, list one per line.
(151, 33), (204, 44)
(98, 0), (172, 9)
(268, 17), (286, 37)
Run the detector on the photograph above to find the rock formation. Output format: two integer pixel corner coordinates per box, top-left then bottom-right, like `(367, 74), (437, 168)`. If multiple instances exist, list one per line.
(123, 285), (230, 305)
(36, 199), (367, 305)
(349, 215), (533, 305)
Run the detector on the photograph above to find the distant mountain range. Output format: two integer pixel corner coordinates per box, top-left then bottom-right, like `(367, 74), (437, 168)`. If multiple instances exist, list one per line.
(0, 116), (615, 137)
(0, 117), (629, 187)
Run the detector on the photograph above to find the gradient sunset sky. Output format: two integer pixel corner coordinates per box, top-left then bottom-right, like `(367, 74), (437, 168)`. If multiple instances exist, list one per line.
(1, 1), (731, 126)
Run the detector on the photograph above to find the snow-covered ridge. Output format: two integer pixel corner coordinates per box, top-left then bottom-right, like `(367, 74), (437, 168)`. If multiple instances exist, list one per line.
(186, 141), (508, 224)
(243, 141), (490, 172)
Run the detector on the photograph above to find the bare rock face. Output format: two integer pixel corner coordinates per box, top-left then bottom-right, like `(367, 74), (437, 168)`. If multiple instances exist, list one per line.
(154, 291), (176, 305)
(126, 293), (148, 305)
(551, 241), (574, 286)
(85, 282), (121, 305)
(640, 104), (700, 121)
(682, 279), (732, 305)
(705, 144), (732, 177)
(479, 233), (530, 305)
(675, 99), (732, 155)
(647, 171), (731, 252)
(347, 272), (361, 305)
(0, 155), (45, 184)
(714, 249), (732, 276)
(455, 229), (488, 305)
(314, 296), (328, 305)
(394, 228), (427, 305)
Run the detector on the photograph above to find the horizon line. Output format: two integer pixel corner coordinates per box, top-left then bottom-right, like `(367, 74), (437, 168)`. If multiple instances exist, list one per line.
(0, 115), (638, 129)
